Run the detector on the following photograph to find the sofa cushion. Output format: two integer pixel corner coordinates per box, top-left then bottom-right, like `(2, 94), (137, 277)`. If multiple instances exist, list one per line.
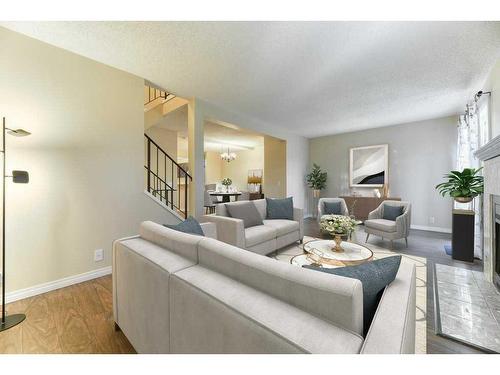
(225, 201), (263, 228)
(262, 219), (299, 236)
(266, 197), (294, 220)
(171, 266), (364, 353)
(364, 219), (397, 232)
(383, 205), (404, 221)
(323, 201), (342, 215)
(304, 255), (402, 335)
(164, 216), (204, 236)
(245, 225), (277, 247)
(197, 237), (364, 335)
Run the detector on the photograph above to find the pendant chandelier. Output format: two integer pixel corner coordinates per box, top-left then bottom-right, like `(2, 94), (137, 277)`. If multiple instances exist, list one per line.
(220, 147), (237, 163)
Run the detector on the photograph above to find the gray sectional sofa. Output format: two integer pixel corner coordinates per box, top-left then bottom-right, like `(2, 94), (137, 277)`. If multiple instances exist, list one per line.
(112, 221), (416, 354)
(201, 198), (304, 255)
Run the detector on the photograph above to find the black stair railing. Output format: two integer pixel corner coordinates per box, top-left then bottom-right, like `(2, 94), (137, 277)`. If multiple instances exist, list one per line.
(144, 86), (176, 106)
(145, 134), (192, 218)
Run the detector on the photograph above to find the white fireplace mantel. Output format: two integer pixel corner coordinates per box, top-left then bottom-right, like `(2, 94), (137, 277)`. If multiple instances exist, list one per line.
(475, 134), (500, 161)
(475, 135), (500, 283)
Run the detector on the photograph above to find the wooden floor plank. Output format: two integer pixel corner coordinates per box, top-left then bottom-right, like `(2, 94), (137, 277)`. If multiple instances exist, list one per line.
(1, 275), (134, 354)
(0, 324), (23, 353)
(21, 295), (62, 353)
(93, 281), (113, 314)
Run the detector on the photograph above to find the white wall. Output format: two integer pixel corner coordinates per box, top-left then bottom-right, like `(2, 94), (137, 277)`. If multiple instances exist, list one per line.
(483, 60), (500, 138)
(264, 136), (287, 198)
(0, 27), (179, 293)
(220, 145), (264, 191)
(204, 151), (223, 185)
(145, 127), (178, 161)
(309, 116), (457, 232)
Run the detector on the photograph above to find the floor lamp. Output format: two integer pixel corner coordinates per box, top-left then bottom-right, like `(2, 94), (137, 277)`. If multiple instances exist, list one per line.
(0, 117), (30, 332)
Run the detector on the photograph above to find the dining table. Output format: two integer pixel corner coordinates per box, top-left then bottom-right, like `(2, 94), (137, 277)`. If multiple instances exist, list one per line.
(209, 191), (242, 203)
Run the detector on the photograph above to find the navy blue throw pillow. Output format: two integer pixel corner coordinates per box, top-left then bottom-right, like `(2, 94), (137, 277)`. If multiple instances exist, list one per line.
(323, 201), (342, 215)
(383, 205), (404, 221)
(266, 197), (294, 220)
(164, 216), (204, 236)
(303, 255), (401, 335)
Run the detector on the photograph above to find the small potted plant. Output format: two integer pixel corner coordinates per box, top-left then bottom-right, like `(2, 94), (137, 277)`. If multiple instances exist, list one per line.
(435, 168), (484, 203)
(221, 177), (232, 193)
(306, 163), (327, 198)
(319, 215), (358, 252)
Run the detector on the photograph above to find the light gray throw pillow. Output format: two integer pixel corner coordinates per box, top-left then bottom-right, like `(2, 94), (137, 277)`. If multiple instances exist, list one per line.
(225, 201), (263, 228)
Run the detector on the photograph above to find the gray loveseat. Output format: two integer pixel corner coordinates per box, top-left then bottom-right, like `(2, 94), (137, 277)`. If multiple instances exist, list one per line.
(201, 198), (304, 255)
(113, 221), (416, 354)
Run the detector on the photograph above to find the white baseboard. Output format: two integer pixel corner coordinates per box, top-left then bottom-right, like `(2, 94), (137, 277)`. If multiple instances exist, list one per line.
(5, 266), (112, 304)
(411, 224), (452, 234)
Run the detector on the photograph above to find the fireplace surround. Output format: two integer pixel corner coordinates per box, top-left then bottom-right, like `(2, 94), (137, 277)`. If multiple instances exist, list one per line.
(475, 135), (500, 284)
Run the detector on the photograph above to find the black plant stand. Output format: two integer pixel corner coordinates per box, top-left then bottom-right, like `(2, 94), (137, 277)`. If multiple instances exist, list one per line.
(451, 209), (475, 262)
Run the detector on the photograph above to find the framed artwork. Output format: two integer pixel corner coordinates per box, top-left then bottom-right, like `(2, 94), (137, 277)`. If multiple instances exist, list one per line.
(247, 169), (263, 192)
(349, 144), (388, 187)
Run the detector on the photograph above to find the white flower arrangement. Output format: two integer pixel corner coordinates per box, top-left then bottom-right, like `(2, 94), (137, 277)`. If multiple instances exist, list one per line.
(319, 214), (357, 236)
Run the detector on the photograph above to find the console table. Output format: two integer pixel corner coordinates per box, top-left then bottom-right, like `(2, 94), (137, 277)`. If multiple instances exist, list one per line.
(340, 196), (401, 221)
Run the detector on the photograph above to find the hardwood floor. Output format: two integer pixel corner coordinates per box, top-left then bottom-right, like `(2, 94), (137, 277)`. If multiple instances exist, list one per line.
(0, 218), (487, 354)
(0, 276), (134, 354)
(304, 217), (486, 354)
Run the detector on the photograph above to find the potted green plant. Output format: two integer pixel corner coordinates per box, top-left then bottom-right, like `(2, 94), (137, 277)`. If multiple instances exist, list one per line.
(221, 177), (232, 192)
(435, 168), (484, 203)
(306, 163), (327, 198)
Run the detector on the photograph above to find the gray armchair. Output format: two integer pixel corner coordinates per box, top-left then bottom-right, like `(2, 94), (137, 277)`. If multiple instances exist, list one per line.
(317, 198), (349, 222)
(364, 201), (411, 249)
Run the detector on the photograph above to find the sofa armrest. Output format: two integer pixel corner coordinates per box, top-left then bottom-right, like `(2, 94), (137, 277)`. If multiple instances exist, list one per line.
(395, 210), (411, 237)
(367, 206), (382, 220)
(200, 222), (217, 239)
(201, 215), (245, 248)
(112, 235), (140, 322)
(317, 201), (324, 223)
(361, 261), (416, 354)
(293, 207), (304, 239)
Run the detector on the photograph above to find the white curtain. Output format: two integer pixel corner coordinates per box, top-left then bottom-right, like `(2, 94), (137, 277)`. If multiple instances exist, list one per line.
(456, 99), (489, 259)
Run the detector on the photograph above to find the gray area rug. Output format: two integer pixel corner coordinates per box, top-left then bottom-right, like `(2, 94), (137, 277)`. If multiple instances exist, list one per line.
(434, 263), (500, 353)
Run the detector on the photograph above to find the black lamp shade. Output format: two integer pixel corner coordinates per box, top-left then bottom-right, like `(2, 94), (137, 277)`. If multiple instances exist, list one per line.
(12, 170), (29, 184)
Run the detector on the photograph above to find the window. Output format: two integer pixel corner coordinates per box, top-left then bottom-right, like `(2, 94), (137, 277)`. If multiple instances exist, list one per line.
(478, 97), (490, 147)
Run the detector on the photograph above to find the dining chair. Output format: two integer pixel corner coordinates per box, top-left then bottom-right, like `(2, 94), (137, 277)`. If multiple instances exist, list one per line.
(204, 190), (216, 214)
(238, 191), (250, 201)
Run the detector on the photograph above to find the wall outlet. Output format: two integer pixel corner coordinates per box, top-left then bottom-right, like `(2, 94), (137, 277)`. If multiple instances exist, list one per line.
(94, 249), (104, 262)
(429, 216), (436, 224)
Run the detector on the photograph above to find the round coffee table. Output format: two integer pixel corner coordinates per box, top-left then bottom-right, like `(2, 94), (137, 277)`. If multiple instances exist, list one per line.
(291, 239), (373, 268)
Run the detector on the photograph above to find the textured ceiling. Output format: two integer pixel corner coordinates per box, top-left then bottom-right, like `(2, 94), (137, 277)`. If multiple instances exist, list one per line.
(3, 21), (500, 137)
